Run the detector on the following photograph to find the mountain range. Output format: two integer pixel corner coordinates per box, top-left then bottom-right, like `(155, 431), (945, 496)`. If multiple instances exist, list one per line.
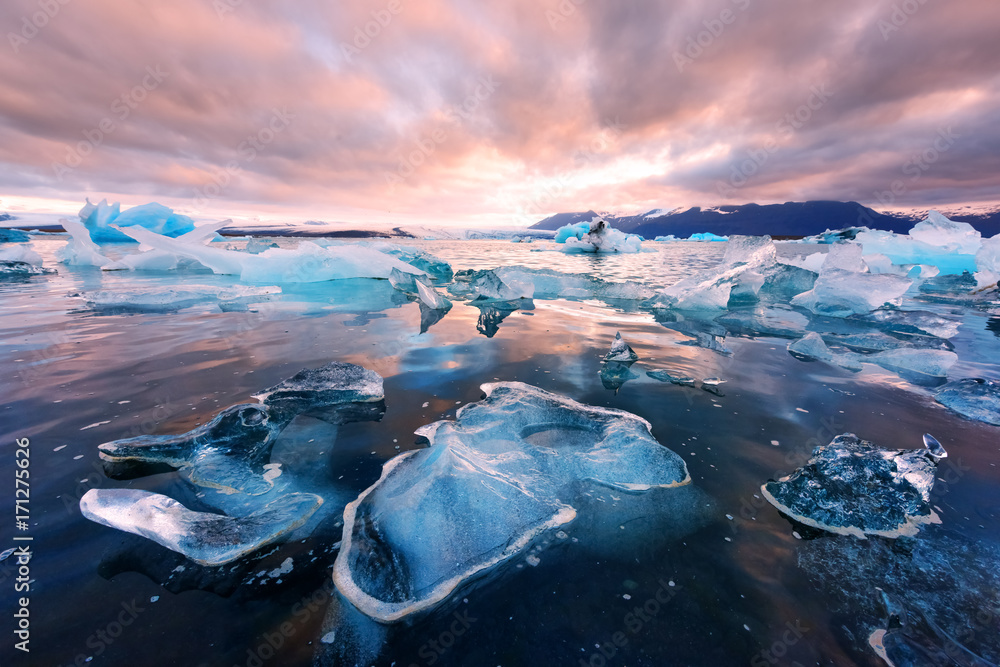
(529, 201), (1000, 239)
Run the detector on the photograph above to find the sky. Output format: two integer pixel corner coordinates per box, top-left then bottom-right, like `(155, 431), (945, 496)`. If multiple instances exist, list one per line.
(1, 0), (999, 227)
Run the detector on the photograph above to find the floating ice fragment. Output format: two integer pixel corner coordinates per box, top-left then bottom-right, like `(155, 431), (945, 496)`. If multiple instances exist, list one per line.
(792, 268), (912, 317)
(0, 547), (14, 562)
(252, 361), (385, 419)
(934, 378), (1000, 426)
(922, 434), (947, 459)
(78, 199), (196, 244)
(56, 218), (111, 267)
(605, 332), (639, 362)
(868, 348), (956, 379)
(557, 217), (642, 253)
(0, 244), (54, 277)
(701, 377), (726, 386)
(80, 489), (322, 566)
(855, 212), (980, 275)
(761, 433), (942, 539)
(333, 382), (690, 623)
(599, 361), (639, 392)
(646, 370), (696, 386)
(787, 333), (864, 371)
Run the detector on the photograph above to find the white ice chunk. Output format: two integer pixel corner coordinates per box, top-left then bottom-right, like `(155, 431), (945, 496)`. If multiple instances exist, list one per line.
(56, 218), (111, 267)
(605, 331), (639, 361)
(560, 217), (642, 254)
(791, 268), (911, 317)
(80, 489), (322, 566)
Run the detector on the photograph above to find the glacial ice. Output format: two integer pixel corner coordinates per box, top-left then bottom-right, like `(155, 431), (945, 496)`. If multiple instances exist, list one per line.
(77, 286), (280, 312)
(553, 221), (593, 243)
(252, 361), (385, 419)
(98, 362), (384, 495)
(649, 235), (809, 310)
(56, 218), (111, 267)
(787, 333), (956, 377)
(325, 241), (454, 281)
(791, 266), (912, 317)
(0, 228), (30, 242)
(605, 331), (639, 361)
(688, 232), (729, 241)
(453, 268), (534, 301)
(934, 378), (1000, 426)
(114, 225), (425, 283)
(80, 489), (322, 566)
(102, 219), (234, 272)
(975, 234), (1000, 289)
(0, 244), (53, 277)
(559, 217), (642, 253)
(599, 361), (639, 392)
(79, 198), (196, 243)
(388, 268), (452, 311)
(333, 382), (690, 622)
(454, 266), (653, 302)
(855, 211), (980, 276)
(762, 433), (943, 539)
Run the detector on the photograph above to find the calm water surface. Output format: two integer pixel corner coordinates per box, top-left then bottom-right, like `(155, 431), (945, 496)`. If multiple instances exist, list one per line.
(1, 238), (998, 666)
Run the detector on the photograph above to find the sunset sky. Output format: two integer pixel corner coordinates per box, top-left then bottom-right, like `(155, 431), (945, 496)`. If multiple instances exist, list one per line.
(2, 0), (999, 227)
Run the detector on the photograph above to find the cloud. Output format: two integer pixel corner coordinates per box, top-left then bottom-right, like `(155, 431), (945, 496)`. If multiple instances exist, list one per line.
(1, 0), (998, 224)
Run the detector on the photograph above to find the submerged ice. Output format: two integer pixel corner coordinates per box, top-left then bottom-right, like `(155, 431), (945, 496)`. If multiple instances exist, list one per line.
(935, 378), (1000, 426)
(762, 433), (944, 539)
(333, 382), (690, 623)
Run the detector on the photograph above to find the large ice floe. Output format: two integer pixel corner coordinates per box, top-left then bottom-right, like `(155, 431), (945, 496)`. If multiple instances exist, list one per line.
(790, 244), (913, 317)
(554, 217), (642, 253)
(83, 362), (385, 566)
(762, 433), (945, 539)
(333, 382), (691, 623)
(647, 235), (814, 310)
(855, 211), (981, 276)
(787, 332), (958, 379)
(107, 224), (425, 282)
(934, 378), (1000, 426)
(76, 198), (196, 243)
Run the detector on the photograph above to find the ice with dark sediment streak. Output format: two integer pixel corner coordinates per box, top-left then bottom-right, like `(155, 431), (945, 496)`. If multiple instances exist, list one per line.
(935, 378), (1000, 426)
(98, 362), (384, 494)
(762, 433), (944, 539)
(80, 489), (322, 566)
(605, 331), (639, 361)
(333, 382), (691, 623)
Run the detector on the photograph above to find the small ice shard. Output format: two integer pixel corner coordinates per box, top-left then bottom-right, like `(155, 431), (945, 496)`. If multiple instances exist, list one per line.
(0, 547), (15, 561)
(787, 333), (864, 371)
(80, 489), (322, 566)
(922, 434), (947, 459)
(415, 280), (451, 311)
(599, 361), (639, 392)
(333, 382), (690, 623)
(473, 300), (523, 337)
(934, 378), (1000, 426)
(761, 433), (942, 539)
(646, 370), (696, 386)
(252, 361), (385, 419)
(605, 332), (639, 362)
(702, 377), (726, 386)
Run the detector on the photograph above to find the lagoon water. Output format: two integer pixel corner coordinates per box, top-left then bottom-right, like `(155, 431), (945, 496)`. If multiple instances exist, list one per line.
(2, 237), (999, 666)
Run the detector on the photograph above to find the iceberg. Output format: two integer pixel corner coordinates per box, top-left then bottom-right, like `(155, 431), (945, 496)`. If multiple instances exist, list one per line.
(605, 331), (639, 361)
(688, 232), (728, 241)
(80, 489), (322, 567)
(560, 217), (642, 253)
(855, 211), (980, 275)
(934, 378), (1000, 426)
(975, 234), (1000, 289)
(333, 382), (690, 622)
(78, 198), (197, 243)
(102, 219), (234, 272)
(762, 433), (943, 539)
(0, 228), (31, 243)
(553, 221), (593, 243)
